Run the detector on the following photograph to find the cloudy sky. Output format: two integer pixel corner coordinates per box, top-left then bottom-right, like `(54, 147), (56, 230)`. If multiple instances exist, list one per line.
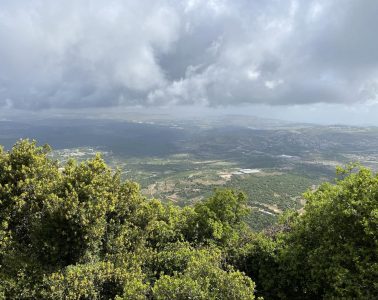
(0, 0), (378, 124)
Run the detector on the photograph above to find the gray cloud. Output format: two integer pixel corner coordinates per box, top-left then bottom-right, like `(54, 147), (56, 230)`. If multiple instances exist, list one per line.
(0, 0), (377, 110)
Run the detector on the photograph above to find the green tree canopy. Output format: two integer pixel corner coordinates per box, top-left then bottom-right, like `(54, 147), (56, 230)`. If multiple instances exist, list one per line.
(279, 166), (378, 299)
(0, 140), (256, 299)
(1, 140), (377, 299)
(232, 166), (378, 299)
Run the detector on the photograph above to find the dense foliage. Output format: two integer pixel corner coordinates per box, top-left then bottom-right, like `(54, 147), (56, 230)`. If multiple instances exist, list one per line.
(0, 140), (377, 299)
(231, 165), (378, 299)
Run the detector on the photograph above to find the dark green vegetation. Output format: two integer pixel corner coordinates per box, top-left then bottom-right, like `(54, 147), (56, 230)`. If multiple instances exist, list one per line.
(1, 140), (377, 299)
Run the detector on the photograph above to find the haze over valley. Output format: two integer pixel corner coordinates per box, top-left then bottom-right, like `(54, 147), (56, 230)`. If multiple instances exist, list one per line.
(2, 114), (378, 230)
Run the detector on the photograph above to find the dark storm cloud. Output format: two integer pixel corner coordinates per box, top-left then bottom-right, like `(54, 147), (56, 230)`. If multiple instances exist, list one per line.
(0, 0), (377, 109)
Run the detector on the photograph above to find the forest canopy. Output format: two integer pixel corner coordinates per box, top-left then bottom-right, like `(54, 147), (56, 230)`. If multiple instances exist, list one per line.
(0, 140), (377, 299)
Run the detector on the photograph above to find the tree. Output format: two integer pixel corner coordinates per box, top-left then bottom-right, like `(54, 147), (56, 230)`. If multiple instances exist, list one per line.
(235, 166), (378, 299)
(226, 232), (281, 299)
(152, 244), (256, 300)
(4, 139), (376, 299)
(41, 262), (147, 300)
(185, 189), (250, 246)
(0, 140), (257, 299)
(279, 166), (378, 299)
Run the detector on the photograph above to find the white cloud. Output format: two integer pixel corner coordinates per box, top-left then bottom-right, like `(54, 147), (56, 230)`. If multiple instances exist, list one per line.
(0, 0), (377, 110)
(246, 69), (260, 81)
(265, 79), (284, 89)
(0, 0), (180, 108)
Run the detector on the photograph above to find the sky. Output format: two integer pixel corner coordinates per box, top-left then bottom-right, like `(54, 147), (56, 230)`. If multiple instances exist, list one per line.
(0, 0), (378, 125)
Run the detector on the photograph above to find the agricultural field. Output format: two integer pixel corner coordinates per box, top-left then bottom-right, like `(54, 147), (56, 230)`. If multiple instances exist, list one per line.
(49, 145), (347, 231)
